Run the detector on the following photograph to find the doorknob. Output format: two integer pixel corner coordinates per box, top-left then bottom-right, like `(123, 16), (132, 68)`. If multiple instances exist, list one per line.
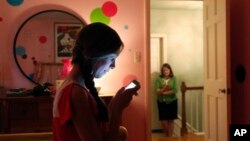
(219, 89), (226, 93)
(219, 89), (230, 94)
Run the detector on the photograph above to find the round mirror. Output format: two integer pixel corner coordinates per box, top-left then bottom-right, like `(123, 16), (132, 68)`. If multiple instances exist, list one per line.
(13, 10), (86, 85)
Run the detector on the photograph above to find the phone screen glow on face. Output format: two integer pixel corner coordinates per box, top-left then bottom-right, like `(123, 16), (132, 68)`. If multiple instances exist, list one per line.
(125, 82), (136, 90)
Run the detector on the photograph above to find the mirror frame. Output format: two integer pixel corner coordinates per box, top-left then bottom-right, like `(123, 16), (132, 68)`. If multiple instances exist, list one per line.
(13, 9), (86, 85)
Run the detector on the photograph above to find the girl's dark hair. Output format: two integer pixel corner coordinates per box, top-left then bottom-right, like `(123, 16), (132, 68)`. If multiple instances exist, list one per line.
(160, 63), (174, 78)
(72, 22), (123, 122)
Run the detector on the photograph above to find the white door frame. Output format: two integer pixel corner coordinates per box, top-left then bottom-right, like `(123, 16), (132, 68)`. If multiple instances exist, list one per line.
(150, 34), (167, 131)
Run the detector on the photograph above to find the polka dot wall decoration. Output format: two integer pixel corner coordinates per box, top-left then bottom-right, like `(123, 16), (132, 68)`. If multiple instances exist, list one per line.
(90, 8), (110, 25)
(39, 35), (47, 44)
(0, 17), (3, 22)
(90, 1), (118, 24)
(28, 73), (35, 80)
(124, 25), (129, 30)
(32, 57), (37, 64)
(15, 45), (26, 57)
(7, 0), (24, 6)
(22, 54), (27, 59)
(123, 74), (138, 86)
(102, 1), (117, 17)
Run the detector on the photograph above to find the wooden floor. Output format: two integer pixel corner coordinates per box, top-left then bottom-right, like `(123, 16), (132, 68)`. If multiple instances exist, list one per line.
(0, 132), (204, 141)
(0, 132), (52, 141)
(152, 133), (205, 141)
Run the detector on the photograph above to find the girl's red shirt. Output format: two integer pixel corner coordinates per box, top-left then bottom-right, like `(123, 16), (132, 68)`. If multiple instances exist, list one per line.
(52, 82), (108, 141)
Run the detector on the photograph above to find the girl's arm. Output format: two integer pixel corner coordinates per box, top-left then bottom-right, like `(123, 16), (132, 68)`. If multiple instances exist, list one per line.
(71, 85), (102, 141)
(71, 86), (136, 141)
(106, 87), (137, 141)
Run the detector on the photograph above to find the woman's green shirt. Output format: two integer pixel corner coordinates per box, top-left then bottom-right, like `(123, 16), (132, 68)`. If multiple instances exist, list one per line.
(154, 76), (178, 104)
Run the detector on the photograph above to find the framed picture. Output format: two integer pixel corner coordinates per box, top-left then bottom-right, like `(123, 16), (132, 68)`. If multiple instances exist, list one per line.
(55, 23), (83, 63)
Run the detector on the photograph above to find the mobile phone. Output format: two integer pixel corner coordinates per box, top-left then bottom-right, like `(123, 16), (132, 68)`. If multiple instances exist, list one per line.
(125, 80), (140, 90)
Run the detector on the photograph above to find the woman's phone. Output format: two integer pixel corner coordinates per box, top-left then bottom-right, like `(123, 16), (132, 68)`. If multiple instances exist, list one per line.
(125, 80), (140, 90)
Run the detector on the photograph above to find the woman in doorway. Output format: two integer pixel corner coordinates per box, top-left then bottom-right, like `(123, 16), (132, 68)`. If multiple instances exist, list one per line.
(154, 63), (178, 137)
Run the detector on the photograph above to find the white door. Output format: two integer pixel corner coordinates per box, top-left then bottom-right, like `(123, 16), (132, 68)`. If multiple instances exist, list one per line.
(203, 0), (230, 141)
(150, 35), (164, 130)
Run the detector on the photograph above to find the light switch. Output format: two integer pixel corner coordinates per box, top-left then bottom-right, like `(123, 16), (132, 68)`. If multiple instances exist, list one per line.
(134, 52), (141, 63)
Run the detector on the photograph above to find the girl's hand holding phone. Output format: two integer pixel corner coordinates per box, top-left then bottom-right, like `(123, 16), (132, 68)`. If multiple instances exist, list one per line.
(109, 80), (141, 113)
(124, 80), (140, 93)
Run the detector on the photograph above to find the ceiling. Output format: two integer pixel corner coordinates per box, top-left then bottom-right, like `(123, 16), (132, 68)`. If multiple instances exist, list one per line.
(151, 0), (203, 10)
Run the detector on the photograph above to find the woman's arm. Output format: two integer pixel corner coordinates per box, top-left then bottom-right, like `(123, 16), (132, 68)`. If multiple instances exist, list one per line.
(161, 76), (178, 95)
(155, 77), (165, 94)
(161, 89), (174, 95)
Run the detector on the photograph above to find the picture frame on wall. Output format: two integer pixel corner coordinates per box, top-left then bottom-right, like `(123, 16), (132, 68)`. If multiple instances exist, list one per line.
(54, 23), (83, 63)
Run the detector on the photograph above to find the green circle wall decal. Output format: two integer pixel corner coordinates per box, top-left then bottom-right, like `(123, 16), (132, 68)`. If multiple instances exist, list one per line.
(90, 8), (110, 24)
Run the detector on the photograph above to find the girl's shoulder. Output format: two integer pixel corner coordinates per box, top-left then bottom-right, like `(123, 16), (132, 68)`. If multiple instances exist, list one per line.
(70, 82), (89, 95)
(59, 81), (89, 97)
(70, 83), (93, 106)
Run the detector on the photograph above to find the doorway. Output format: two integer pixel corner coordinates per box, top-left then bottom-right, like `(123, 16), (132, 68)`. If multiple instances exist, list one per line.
(150, 34), (165, 131)
(150, 0), (204, 137)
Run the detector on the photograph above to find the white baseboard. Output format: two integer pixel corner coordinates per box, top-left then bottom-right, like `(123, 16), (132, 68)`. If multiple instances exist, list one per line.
(194, 132), (205, 135)
(174, 118), (181, 136)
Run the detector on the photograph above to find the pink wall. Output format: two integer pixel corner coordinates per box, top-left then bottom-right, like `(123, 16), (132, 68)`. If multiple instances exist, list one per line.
(0, 0), (150, 140)
(231, 0), (250, 124)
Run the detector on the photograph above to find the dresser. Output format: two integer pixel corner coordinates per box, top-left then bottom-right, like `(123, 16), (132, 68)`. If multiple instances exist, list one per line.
(0, 94), (113, 133)
(0, 95), (53, 133)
